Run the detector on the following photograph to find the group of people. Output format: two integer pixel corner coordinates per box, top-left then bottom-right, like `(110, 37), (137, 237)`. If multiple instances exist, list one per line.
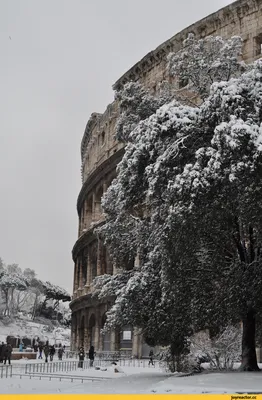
(38, 342), (65, 362)
(0, 342), (13, 365)
(78, 345), (95, 367)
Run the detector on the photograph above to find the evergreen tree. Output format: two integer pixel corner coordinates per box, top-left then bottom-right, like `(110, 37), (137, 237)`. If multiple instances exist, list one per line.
(94, 58), (262, 371)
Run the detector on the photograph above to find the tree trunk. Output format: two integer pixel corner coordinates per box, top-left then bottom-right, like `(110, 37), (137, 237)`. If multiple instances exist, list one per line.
(239, 307), (260, 371)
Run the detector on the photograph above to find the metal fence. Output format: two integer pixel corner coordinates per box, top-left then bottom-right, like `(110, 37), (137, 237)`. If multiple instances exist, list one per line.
(0, 358), (167, 379)
(0, 365), (12, 378)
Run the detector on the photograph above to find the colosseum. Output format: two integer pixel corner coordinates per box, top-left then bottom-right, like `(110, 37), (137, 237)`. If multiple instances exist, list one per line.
(70, 0), (262, 357)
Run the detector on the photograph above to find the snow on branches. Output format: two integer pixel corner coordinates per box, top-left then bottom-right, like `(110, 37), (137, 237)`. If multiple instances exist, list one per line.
(168, 34), (246, 102)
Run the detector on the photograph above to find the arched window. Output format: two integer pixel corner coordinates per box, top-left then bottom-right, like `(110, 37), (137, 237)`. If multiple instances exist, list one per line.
(101, 131), (105, 145)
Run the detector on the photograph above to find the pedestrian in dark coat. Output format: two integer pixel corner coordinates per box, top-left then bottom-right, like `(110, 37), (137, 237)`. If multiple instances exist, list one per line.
(50, 345), (55, 361)
(4, 343), (12, 365)
(44, 342), (49, 363)
(0, 342), (3, 363)
(148, 349), (154, 366)
(58, 344), (63, 361)
(88, 345), (95, 367)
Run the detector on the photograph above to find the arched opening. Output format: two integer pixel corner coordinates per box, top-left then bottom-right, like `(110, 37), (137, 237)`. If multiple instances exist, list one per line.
(101, 131), (105, 145)
(89, 313), (96, 347)
(95, 185), (103, 216)
(101, 313), (111, 351)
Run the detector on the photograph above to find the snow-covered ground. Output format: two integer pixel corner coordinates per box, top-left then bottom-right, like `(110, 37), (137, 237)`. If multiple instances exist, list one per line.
(0, 359), (261, 394)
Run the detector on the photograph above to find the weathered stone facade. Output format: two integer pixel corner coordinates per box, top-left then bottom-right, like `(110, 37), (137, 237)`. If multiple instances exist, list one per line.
(70, 0), (262, 356)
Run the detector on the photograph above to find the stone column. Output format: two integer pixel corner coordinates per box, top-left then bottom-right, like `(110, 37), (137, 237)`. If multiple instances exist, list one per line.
(94, 325), (100, 352)
(71, 315), (76, 350)
(74, 261), (79, 292)
(103, 182), (107, 194)
(92, 193), (96, 221)
(97, 239), (102, 276)
(78, 257), (83, 290)
(134, 252), (140, 268)
(113, 262), (123, 275)
(106, 251), (113, 275)
(110, 329), (120, 351)
(110, 330), (116, 351)
(73, 263), (77, 293)
(86, 250), (91, 286)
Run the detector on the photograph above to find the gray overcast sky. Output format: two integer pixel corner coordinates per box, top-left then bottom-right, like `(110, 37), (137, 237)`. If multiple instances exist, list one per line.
(0, 0), (232, 292)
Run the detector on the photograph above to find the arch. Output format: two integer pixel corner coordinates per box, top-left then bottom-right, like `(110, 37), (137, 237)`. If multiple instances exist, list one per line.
(101, 131), (105, 145)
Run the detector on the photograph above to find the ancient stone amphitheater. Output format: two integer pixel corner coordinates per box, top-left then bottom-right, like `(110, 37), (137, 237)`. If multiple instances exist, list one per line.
(70, 0), (262, 357)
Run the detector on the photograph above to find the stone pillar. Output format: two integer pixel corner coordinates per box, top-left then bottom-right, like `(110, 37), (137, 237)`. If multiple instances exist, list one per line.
(94, 325), (100, 352)
(110, 329), (120, 351)
(74, 261), (79, 292)
(86, 250), (91, 286)
(113, 262), (123, 275)
(103, 182), (107, 194)
(97, 239), (102, 276)
(92, 193), (96, 221)
(73, 263), (77, 293)
(132, 327), (139, 358)
(134, 253), (140, 268)
(71, 315), (77, 350)
(110, 330), (116, 351)
(78, 258), (83, 290)
(106, 253), (113, 275)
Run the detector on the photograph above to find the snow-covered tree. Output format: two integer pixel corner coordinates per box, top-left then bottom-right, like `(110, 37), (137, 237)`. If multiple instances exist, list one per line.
(0, 269), (29, 316)
(168, 34), (246, 103)
(115, 81), (173, 142)
(189, 326), (242, 371)
(95, 58), (262, 371)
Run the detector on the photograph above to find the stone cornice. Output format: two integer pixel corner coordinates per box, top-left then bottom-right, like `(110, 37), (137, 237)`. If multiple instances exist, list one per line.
(70, 293), (115, 312)
(112, 0), (262, 91)
(80, 113), (102, 161)
(77, 147), (125, 216)
(72, 220), (104, 261)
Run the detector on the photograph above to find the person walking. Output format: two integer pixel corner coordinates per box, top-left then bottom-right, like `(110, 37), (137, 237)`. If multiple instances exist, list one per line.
(148, 349), (154, 366)
(38, 344), (43, 359)
(50, 345), (55, 361)
(58, 344), (63, 361)
(44, 342), (49, 363)
(88, 345), (95, 367)
(4, 343), (12, 365)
